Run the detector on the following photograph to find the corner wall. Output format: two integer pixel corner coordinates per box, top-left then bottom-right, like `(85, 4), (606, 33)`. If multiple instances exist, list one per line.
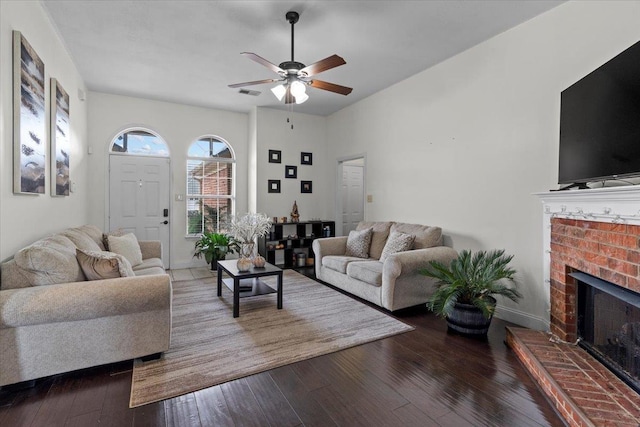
(255, 108), (328, 221)
(325, 1), (640, 330)
(0, 0), (88, 260)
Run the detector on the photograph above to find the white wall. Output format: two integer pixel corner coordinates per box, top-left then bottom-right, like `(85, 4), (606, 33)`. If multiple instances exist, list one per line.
(0, 0), (88, 260)
(326, 1), (640, 330)
(256, 107), (328, 221)
(86, 92), (249, 269)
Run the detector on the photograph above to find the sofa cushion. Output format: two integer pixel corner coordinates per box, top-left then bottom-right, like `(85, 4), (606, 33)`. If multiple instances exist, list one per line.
(14, 235), (85, 286)
(345, 227), (373, 258)
(77, 225), (107, 251)
(380, 231), (415, 262)
(134, 257), (165, 270)
(346, 261), (383, 287)
(60, 227), (103, 252)
(76, 249), (135, 280)
(322, 255), (366, 274)
(132, 266), (168, 276)
(356, 221), (392, 260)
(391, 223), (442, 249)
(107, 233), (143, 266)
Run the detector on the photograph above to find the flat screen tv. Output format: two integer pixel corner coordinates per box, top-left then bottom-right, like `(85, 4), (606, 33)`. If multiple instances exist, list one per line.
(558, 41), (640, 188)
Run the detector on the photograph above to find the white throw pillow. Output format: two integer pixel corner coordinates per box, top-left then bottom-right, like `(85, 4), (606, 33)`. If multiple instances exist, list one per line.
(107, 233), (143, 266)
(345, 227), (373, 258)
(379, 231), (415, 262)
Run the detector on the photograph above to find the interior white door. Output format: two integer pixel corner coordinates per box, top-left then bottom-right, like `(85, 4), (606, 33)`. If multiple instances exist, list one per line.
(109, 155), (171, 267)
(341, 164), (364, 235)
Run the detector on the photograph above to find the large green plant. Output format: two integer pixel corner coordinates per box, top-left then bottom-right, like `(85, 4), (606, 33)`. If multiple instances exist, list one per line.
(420, 249), (522, 319)
(193, 232), (237, 264)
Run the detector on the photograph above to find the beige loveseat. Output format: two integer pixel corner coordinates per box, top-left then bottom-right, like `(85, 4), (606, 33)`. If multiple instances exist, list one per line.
(0, 225), (172, 387)
(313, 221), (457, 311)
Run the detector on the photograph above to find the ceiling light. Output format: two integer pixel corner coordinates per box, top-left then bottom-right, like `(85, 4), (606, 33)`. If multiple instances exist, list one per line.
(271, 84), (286, 101)
(294, 92), (309, 104)
(290, 80), (306, 97)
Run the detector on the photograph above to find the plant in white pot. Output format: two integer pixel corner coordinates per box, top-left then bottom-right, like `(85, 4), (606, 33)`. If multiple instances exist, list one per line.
(419, 249), (522, 336)
(230, 213), (272, 271)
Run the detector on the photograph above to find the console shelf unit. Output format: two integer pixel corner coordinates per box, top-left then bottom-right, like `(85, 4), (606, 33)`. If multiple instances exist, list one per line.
(258, 221), (335, 270)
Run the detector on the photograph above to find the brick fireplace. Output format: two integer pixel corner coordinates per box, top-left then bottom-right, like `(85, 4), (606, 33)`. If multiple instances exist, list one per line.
(549, 218), (640, 343)
(505, 187), (640, 426)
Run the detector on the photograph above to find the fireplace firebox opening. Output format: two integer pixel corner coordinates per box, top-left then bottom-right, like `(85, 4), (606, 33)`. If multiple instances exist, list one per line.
(574, 271), (640, 394)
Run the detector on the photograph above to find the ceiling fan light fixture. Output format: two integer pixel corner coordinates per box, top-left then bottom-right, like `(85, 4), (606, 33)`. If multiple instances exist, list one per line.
(290, 80), (307, 97)
(294, 92), (309, 104)
(271, 84), (286, 101)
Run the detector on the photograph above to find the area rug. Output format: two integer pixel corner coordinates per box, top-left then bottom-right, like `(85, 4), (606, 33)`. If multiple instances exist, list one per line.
(129, 269), (414, 407)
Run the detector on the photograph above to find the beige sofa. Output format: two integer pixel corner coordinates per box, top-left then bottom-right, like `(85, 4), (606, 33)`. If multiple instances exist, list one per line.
(0, 225), (172, 387)
(313, 221), (457, 311)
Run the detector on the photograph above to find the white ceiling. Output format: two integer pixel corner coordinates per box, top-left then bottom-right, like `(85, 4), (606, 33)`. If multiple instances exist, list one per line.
(41, 0), (565, 116)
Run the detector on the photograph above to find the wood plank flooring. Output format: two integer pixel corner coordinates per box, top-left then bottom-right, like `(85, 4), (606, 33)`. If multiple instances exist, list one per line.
(0, 281), (565, 426)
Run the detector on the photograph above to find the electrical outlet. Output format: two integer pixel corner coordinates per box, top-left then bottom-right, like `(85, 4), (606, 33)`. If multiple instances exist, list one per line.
(367, 194), (373, 203)
(175, 194), (184, 201)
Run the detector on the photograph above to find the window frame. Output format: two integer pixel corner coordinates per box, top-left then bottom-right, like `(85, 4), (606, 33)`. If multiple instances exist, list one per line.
(186, 135), (236, 237)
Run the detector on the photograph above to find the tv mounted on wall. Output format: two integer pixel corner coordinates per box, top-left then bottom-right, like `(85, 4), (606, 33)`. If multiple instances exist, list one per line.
(558, 41), (640, 189)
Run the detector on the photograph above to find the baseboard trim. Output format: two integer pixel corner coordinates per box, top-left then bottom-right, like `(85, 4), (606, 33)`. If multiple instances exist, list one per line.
(494, 305), (549, 331)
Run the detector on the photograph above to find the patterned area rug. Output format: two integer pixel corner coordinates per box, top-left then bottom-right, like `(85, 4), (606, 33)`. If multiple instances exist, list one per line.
(129, 269), (414, 407)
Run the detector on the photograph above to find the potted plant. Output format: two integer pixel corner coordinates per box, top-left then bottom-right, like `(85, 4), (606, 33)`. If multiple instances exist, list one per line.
(193, 232), (237, 270)
(419, 249), (522, 336)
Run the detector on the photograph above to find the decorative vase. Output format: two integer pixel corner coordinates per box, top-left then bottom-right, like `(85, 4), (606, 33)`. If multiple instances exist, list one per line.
(445, 296), (496, 336)
(253, 255), (266, 268)
(240, 242), (255, 259)
(236, 257), (252, 272)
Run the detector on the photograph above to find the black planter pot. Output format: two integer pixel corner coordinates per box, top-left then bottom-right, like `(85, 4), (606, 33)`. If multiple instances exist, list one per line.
(210, 256), (225, 270)
(445, 296), (496, 336)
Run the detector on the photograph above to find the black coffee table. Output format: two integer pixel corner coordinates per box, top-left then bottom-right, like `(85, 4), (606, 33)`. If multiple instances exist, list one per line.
(216, 260), (283, 318)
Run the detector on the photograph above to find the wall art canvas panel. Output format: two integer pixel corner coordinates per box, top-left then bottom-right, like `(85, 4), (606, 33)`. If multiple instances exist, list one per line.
(50, 78), (70, 196)
(13, 31), (46, 195)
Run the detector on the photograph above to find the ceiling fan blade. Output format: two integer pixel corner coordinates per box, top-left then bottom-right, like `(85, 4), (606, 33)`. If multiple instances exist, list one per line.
(300, 55), (346, 77)
(310, 80), (353, 96)
(228, 78), (281, 88)
(241, 52), (284, 74)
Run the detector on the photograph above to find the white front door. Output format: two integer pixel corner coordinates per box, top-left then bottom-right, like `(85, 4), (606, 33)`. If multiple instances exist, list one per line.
(109, 155), (171, 267)
(341, 164), (364, 235)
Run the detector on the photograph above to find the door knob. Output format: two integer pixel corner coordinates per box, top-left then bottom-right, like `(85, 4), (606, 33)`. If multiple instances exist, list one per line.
(161, 220), (169, 225)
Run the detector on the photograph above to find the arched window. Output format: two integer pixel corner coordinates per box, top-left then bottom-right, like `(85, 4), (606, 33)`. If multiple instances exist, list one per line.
(109, 129), (170, 156)
(187, 136), (235, 235)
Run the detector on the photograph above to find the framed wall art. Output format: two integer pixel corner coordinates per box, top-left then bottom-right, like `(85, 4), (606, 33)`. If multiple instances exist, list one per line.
(285, 165), (297, 178)
(268, 149), (281, 163)
(301, 152), (312, 165)
(268, 179), (281, 193)
(13, 30), (46, 195)
(50, 78), (70, 196)
(301, 181), (312, 193)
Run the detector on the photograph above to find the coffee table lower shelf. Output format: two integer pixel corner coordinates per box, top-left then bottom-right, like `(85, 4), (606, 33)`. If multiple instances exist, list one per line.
(221, 278), (276, 298)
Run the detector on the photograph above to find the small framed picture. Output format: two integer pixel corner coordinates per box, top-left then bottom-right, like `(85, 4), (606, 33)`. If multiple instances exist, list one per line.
(268, 179), (281, 193)
(268, 149), (281, 163)
(285, 165), (297, 178)
(301, 181), (312, 193)
(301, 152), (313, 165)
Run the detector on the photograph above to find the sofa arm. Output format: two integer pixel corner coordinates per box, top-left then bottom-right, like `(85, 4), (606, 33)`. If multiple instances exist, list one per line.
(313, 236), (348, 277)
(0, 274), (172, 329)
(381, 246), (458, 310)
(312, 236), (348, 258)
(139, 240), (162, 260)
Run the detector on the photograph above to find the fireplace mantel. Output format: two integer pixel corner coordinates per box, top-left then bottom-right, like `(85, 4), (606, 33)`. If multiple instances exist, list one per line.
(535, 185), (640, 226)
(534, 185), (640, 332)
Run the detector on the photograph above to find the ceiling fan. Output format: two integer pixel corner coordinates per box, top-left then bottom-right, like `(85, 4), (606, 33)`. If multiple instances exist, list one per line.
(228, 11), (352, 104)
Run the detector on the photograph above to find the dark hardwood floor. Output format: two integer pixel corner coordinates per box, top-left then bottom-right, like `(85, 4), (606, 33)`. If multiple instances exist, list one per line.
(0, 296), (565, 426)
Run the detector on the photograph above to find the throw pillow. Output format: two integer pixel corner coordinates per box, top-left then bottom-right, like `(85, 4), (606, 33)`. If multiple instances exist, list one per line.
(107, 233), (143, 266)
(76, 249), (135, 280)
(345, 227), (373, 258)
(379, 231), (415, 262)
(102, 228), (127, 251)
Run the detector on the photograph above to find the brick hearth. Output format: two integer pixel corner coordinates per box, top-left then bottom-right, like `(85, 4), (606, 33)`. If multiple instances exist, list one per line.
(507, 216), (640, 426)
